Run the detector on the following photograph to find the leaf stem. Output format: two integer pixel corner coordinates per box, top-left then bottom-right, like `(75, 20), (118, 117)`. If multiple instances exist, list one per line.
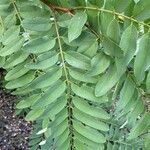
(11, 0), (22, 23)
(71, 6), (150, 29)
(52, 12), (74, 150)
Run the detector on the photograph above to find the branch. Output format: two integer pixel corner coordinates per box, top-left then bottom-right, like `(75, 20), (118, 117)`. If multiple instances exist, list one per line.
(40, 0), (74, 14)
(40, 0), (150, 29)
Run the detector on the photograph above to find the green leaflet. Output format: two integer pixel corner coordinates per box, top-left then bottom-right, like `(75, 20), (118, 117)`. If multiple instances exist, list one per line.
(128, 113), (150, 140)
(73, 97), (110, 120)
(95, 65), (120, 97)
(29, 67), (62, 89)
(0, 56), (5, 68)
(3, 13), (16, 29)
(71, 83), (108, 103)
(56, 139), (70, 150)
(2, 25), (20, 45)
(103, 19), (123, 57)
(74, 132), (104, 150)
(0, 37), (24, 56)
(68, 12), (87, 42)
(55, 129), (69, 148)
(73, 121), (106, 143)
(0, 0), (10, 5)
(19, 5), (50, 19)
(5, 71), (35, 89)
(116, 77), (135, 112)
(64, 51), (91, 70)
(5, 61), (30, 81)
(25, 51), (58, 70)
(86, 52), (110, 76)
(113, 0), (132, 12)
(12, 85), (35, 96)
(0, 3), (11, 17)
(45, 96), (67, 118)
(25, 107), (45, 121)
(134, 33), (150, 84)
(107, 19), (120, 43)
(4, 51), (29, 69)
(74, 108), (109, 131)
(146, 71), (150, 93)
(78, 39), (98, 58)
(69, 68), (97, 83)
(102, 36), (123, 57)
(133, 0), (150, 21)
(52, 119), (68, 137)
(100, 11), (113, 34)
(115, 24), (137, 75)
(32, 80), (66, 108)
(23, 36), (55, 54)
(145, 134), (150, 149)
(116, 90), (138, 119)
(74, 139), (91, 150)
(22, 17), (52, 32)
(128, 98), (144, 126)
(51, 109), (68, 128)
(86, 2), (100, 34)
(16, 94), (41, 109)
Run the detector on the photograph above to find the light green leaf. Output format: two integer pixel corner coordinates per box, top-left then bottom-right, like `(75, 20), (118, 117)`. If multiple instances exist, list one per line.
(52, 109), (68, 128)
(86, 2), (100, 34)
(5, 71), (35, 89)
(115, 24), (137, 75)
(133, 0), (150, 21)
(5, 61), (30, 81)
(53, 120), (68, 137)
(116, 77), (135, 112)
(74, 132), (104, 150)
(22, 17), (51, 32)
(32, 80), (66, 108)
(79, 40), (98, 58)
(23, 36), (55, 54)
(65, 51), (90, 70)
(86, 52), (110, 76)
(100, 11), (114, 34)
(74, 108), (109, 131)
(107, 19), (120, 43)
(25, 107), (45, 121)
(19, 5), (50, 19)
(95, 65), (120, 97)
(73, 121), (106, 143)
(0, 37), (24, 57)
(3, 13), (16, 28)
(73, 97), (110, 120)
(16, 94), (41, 109)
(134, 33), (150, 83)
(71, 83), (108, 103)
(102, 36), (123, 57)
(74, 139), (91, 150)
(69, 68), (97, 83)
(68, 12), (87, 42)
(4, 51), (29, 69)
(25, 51), (58, 70)
(55, 129), (69, 148)
(128, 113), (150, 140)
(2, 25), (20, 45)
(29, 67), (62, 89)
(0, 56), (5, 67)
(45, 96), (67, 118)
(128, 98), (144, 126)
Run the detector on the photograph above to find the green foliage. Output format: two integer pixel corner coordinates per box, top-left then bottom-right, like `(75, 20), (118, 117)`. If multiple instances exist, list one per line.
(0, 0), (150, 149)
